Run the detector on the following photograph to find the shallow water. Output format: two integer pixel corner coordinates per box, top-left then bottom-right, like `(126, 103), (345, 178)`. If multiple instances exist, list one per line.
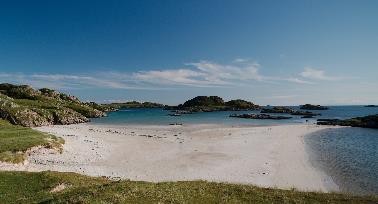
(306, 127), (378, 195)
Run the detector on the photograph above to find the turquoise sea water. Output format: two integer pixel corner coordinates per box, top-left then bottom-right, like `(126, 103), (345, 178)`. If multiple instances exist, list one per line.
(92, 106), (378, 195)
(92, 106), (378, 126)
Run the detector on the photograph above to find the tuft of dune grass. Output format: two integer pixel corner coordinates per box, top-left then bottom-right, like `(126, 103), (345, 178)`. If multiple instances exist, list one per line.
(0, 119), (64, 163)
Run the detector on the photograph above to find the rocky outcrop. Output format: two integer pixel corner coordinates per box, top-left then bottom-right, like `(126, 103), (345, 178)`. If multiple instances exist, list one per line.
(225, 99), (260, 110)
(261, 107), (294, 114)
(317, 114), (378, 129)
(165, 96), (260, 112)
(300, 104), (328, 110)
(52, 109), (89, 125)
(0, 83), (108, 127)
(260, 107), (320, 118)
(230, 114), (292, 120)
(85, 102), (118, 112)
(182, 96), (225, 107)
(291, 111), (320, 116)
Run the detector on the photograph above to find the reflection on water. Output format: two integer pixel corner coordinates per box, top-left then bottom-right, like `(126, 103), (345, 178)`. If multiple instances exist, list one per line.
(306, 127), (378, 195)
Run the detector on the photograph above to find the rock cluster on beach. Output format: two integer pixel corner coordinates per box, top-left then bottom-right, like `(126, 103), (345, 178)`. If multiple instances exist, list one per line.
(165, 96), (260, 113)
(0, 83), (109, 127)
(317, 114), (378, 129)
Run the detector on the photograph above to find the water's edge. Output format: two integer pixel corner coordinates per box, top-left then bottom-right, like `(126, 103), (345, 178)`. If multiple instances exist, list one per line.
(304, 128), (340, 193)
(305, 127), (378, 196)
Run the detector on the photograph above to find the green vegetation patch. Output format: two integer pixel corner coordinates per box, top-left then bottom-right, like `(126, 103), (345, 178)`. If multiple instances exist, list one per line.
(0, 120), (64, 163)
(0, 83), (106, 127)
(0, 171), (377, 203)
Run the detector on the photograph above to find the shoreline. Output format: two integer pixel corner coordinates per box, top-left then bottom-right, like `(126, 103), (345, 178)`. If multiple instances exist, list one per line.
(305, 127), (378, 195)
(0, 123), (339, 193)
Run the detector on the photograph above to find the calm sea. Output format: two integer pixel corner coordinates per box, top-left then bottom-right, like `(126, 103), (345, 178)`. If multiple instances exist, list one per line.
(92, 105), (378, 126)
(92, 106), (378, 195)
(306, 127), (378, 195)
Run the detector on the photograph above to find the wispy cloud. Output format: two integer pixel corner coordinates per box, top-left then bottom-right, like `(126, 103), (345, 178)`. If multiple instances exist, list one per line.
(0, 73), (147, 90)
(300, 67), (341, 81)
(233, 58), (249, 63)
(134, 69), (215, 87)
(30, 74), (137, 89)
(285, 77), (315, 84)
(0, 60), (343, 90)
(134, 60), (264, 87)
(187, 60), (263, 81)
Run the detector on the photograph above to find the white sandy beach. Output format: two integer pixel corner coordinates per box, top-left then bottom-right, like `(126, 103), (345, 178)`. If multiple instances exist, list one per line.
(0, 123), (339, 192)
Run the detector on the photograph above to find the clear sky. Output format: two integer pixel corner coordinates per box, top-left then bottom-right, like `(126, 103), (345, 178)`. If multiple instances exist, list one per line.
(0, 0), (377, 105)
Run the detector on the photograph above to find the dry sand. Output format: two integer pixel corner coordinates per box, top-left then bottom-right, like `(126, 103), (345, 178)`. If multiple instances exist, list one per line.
(0, 123), (339, 192)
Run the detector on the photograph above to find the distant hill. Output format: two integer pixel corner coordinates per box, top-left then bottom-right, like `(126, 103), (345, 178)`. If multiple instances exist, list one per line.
(166, 96), (260, 112)
(0, 83), (108, 127)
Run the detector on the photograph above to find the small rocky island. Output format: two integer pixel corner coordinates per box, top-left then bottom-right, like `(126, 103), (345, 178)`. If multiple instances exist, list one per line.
(365, 105), (378, 107)
(0, 83), (110, 127)
(261, 106), (293, 114)
(230, 114), (292, 120)
(165, 96), (260, 113)
(317, 114), (378, 129)
(261, 106), (320, 118)
(300, 104), (328, 110)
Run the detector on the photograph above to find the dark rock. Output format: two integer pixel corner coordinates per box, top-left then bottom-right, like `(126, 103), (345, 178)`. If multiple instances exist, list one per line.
(182, 96), (225, 107)
(317, 114), (378, 129)
(230, 114), (292, 120)
(224, 99), (260, 110)
(300, 104), (328, 110)
(166, 96), (260, 113)
(291, 111), (320, 116)
(261, 107), (294, 114)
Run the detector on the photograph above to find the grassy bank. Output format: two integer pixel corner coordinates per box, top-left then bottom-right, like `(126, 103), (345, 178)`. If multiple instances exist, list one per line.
(0, 171), (377, 204)
(0, 119), (64, 163)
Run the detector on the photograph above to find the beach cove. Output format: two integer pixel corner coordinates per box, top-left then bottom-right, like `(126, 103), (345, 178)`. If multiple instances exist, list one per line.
(0, 123), (339, 193)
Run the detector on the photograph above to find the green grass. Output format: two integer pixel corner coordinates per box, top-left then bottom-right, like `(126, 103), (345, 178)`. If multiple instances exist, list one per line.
(0, 119), (64, 163)
(0, 171), (377, 204)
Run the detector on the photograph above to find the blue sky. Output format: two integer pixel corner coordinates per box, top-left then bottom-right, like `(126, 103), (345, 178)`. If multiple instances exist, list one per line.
(0, 0), (377, 105)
